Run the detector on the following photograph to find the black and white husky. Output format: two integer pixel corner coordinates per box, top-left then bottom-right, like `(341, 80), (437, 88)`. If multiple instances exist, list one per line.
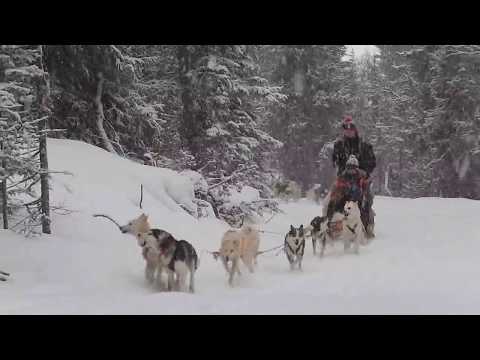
(309, 215), (329, 256)
(138, 229), (199, 293)
(284, 225), (306, 271)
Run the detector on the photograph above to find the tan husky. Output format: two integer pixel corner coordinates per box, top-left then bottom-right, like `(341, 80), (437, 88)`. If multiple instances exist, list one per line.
(219, 225), (260, 287)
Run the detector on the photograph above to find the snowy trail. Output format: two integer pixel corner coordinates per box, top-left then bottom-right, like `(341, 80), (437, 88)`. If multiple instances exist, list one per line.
(1, 139), (480, 314)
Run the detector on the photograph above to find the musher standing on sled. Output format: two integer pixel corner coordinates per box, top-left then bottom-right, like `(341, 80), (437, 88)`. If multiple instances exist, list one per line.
(327, 116), (376, 238)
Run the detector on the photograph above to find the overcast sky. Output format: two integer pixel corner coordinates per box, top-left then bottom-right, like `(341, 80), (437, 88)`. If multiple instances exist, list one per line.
(346, 45), (379, 58)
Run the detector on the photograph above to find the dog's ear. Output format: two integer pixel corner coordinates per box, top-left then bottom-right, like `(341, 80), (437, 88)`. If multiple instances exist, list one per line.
(299, 224), (303, 230)
(290, 225), (295, 232)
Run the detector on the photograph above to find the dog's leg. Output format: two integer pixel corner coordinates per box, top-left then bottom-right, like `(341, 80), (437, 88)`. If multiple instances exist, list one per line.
(155, 266), (165, 291)
(189, 268), (195, 293)
(167, 269), (175, 291)
(354, 233), (360, 254)
(177, 263), (190, 292)
(244, 255), (255, 274)
(221, 257), (230, 273)
(312, 236), (317, 255)
(290, 256), (296, 271)
(228, 258), (238, 287)
(174, 266), (183, 292)
(145, 261), (156, 285)
(285, 250), (294, 271)
(176, 272), (184, 292)
(320, 233), (326, 258)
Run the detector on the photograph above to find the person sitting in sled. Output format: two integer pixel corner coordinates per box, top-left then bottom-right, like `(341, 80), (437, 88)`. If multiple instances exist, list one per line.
(327, 155), (375, 238)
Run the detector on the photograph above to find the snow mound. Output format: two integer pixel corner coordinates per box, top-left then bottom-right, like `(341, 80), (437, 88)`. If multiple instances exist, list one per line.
(228, 185), (260, 206)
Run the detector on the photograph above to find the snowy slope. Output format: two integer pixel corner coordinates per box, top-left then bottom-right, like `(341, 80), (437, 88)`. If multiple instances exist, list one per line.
(1, 139), (480, 314)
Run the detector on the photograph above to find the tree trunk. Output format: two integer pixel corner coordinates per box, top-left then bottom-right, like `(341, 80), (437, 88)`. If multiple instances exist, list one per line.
(39, 120), (51, 234)
(398, 144), (404, 194)
(177, 46), (205, 160)
(94, 72), (116, 154)
(1, 141), (7, 229)
(177, 46), (196, 153)
(37, 48), (52, 234)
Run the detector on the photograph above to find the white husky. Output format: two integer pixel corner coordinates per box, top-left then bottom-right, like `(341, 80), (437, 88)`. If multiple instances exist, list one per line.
(343, 201), (366, 254)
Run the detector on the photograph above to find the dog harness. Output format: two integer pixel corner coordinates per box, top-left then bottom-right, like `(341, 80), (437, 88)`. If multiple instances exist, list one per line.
(346, 223), (357, 235)
(285, 239), (305, 256)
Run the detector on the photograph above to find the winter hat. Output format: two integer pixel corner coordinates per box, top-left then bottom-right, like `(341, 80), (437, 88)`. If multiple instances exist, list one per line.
(342, 115), (357, 131)
(346, 154), (359, 168)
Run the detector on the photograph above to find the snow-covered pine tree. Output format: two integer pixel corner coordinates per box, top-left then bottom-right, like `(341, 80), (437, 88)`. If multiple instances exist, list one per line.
(46, 45), (191, 169)
(101, 45), (187, 166)
(350, 50), (402, 196)
(380, 45), (437, 197)
(0, 45), (52, 234)
(426, 45), (480, 198)
(263, 45), (353, 193)
(44, 45), (137, 154)
(350, 45), (437, 198)
(177, 45), (285, 225)
(355, 45), (480, 199)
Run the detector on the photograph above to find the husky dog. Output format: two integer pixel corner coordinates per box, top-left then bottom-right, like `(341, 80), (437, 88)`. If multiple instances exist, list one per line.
(343, 201), (366, 254)
(219, 225), (260, 287)
(309, 216), (329, 255)
(120, 213), (198, 292)
(119, 213), (163, 286)
(120, 213), (152, 236)
(284, 225), (306, 271)
(138, 230), (199, 293)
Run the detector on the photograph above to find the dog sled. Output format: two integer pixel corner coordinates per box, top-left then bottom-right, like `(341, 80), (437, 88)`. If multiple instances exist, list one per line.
(322, 180), (376, 239)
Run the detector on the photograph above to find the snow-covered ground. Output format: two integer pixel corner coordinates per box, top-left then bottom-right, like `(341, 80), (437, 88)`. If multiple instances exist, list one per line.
(1, 139), (480, 314)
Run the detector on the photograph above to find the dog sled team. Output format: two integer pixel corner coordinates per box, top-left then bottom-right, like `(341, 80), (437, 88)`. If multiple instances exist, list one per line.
(116, 115), (377, 291)
(120, 197), (372, 291)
